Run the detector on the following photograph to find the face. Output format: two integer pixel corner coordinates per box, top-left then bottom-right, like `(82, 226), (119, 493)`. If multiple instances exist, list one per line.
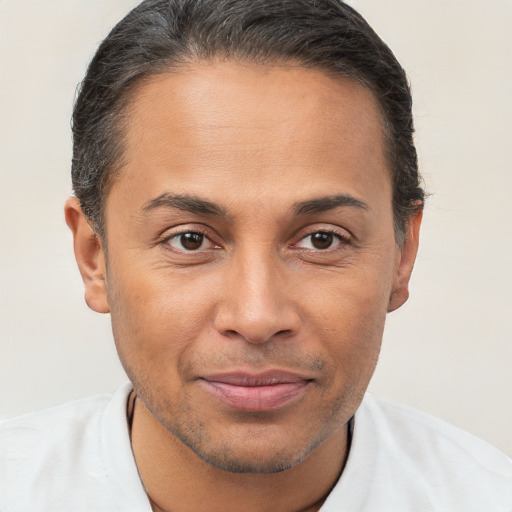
(67, 62), (420, 474)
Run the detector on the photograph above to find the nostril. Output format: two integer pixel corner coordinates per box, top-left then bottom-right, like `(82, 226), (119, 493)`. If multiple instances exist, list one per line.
(213, 290), (302, 344)
(220, 328), (293, 344)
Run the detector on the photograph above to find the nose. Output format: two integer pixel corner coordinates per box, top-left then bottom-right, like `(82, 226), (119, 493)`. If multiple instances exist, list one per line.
(213, 249), (301, 344)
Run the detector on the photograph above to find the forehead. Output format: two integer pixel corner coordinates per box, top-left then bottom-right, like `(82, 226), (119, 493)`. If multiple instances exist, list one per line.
(108, 61), (391, 217)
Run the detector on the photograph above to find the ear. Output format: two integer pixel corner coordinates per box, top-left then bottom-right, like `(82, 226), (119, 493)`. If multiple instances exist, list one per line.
(64, 197), (110, 314)
(388, 209), (423, 312)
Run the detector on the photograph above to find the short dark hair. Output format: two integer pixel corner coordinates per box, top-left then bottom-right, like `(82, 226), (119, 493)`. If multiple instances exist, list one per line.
(72, 0), (424, 242)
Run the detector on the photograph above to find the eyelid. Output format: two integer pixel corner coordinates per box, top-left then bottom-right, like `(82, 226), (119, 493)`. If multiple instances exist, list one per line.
(291, 226), (352, 250)
(156, 223), (352, 254)
(158, 225), (222, 252)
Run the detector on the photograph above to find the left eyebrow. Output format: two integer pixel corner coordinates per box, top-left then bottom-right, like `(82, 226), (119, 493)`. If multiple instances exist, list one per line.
(292, 194), (368, 215)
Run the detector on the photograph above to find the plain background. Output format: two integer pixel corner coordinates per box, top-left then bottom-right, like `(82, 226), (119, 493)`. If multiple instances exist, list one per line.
(0, 0), (511, 456)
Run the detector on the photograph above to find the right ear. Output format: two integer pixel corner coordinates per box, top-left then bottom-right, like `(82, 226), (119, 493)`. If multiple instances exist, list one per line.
(64, 198), (110, 314)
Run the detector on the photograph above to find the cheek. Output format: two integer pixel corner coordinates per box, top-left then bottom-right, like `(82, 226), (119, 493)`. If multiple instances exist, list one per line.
(106, 265), (219, 383)
(319, 293), (387, 372)
(305, 254), (394, 336)
(302, 259), (394, 386)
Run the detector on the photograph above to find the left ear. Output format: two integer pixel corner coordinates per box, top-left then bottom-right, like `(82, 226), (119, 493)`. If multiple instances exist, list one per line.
(388, 209), (423, 312)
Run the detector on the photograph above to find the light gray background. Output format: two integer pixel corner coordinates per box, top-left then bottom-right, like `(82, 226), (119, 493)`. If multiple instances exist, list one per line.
(1, 0), (511, 455)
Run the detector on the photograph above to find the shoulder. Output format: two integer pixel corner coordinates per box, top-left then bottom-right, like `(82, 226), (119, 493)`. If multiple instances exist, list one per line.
(0, 383), (149, 512)
(0, 391), (115, 474)
(0, 390), (114, 436)
(0, 387), (122, 461)
(361, 394), (512, 477)
(325, 395), (512, 512)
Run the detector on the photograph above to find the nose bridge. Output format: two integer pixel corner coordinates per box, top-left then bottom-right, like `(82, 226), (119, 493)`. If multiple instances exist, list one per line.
(237, 249), (277, 313)
(214, 241), (299, 344)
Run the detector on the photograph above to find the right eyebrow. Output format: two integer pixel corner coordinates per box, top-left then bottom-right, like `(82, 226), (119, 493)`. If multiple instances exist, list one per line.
(140, 193), (228, 217)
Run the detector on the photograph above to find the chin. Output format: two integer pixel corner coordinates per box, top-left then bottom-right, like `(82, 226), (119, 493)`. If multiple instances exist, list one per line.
(181, 434), (318, 474)
(159, 409), (332, 474)
(199, 453), (299, 474)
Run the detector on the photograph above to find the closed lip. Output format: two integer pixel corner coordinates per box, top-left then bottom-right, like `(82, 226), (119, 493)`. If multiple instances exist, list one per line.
(200, 370), (313, 386)
(199, 370), (313, 411)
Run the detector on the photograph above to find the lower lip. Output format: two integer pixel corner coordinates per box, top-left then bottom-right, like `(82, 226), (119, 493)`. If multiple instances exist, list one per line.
(202, 380), (310, 411)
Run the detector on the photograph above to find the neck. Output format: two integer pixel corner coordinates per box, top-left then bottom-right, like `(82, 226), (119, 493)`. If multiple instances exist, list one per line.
(130, 397), (350, 512)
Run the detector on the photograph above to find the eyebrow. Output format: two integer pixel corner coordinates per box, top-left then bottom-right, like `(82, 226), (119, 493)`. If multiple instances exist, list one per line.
(293, 194), (368, 215)
(141, 192), (368, 218)
(141, 193), (228, 217)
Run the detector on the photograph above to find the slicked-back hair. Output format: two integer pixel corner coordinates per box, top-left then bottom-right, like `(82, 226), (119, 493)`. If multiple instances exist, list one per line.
(72, 0), (424, 242)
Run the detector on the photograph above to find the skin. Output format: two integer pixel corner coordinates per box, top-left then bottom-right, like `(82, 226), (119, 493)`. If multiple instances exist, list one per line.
(65, 62), (422, 512)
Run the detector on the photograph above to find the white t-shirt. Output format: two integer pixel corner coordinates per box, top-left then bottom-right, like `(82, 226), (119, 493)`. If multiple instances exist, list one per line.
(1, 383), (511, 512)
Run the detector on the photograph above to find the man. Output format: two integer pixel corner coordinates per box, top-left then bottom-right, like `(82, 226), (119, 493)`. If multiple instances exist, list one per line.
(1, 0), (510, 510)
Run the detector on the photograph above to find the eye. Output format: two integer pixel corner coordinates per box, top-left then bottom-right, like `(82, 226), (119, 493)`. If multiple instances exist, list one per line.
(166, 232), (215, 252)
(296, 231), (349, 251)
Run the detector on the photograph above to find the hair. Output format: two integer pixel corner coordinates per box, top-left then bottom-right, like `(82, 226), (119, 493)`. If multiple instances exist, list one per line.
(72, 0), (425, 243)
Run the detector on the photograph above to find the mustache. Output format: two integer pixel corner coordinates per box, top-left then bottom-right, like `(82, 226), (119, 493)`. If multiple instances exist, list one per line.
(182, 344), (327, 376)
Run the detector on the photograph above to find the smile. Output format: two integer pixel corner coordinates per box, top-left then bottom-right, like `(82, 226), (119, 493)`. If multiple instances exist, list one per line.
(200, 371), (312, 411)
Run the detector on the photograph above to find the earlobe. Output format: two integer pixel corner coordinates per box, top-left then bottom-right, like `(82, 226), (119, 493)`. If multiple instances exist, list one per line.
(64, 198), (110, 314)
(388, 209), (423, 313)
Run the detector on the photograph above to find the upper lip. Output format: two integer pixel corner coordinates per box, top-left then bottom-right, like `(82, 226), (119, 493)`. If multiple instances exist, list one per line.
(201, 371), (313, 387)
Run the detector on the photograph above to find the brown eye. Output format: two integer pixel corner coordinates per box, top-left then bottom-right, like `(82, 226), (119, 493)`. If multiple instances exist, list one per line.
(168, 232), (211, 252)
(310, 232), (334, 250)
(295, 230), (349, 251)
(180, 233), (204, 250)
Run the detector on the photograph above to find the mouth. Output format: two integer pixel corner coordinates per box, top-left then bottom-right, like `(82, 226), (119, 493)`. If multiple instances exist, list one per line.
(200, 371), (313, 411)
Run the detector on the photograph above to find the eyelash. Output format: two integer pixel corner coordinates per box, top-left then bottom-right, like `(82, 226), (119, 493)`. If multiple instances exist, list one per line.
(293, 228), (352, 252)
(159, 226), (351, 254)
(160, 227), (218, 252)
